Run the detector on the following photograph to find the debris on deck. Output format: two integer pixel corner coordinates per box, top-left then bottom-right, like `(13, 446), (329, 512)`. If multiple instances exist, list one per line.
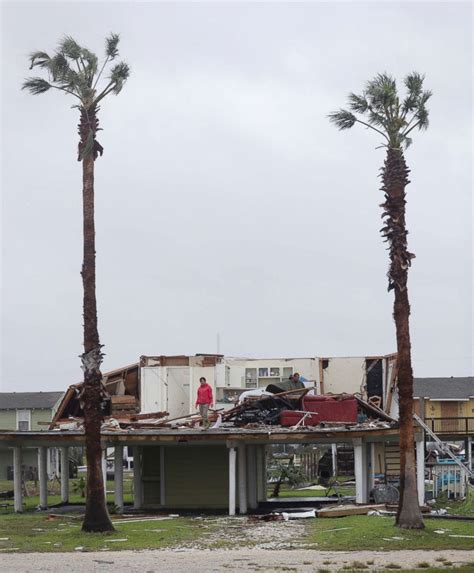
(49, 377), (396, 435)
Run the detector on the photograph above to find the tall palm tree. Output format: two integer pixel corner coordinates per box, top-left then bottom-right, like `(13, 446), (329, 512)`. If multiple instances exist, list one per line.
(329, 73), (431, 529)
(23, 35), (130, 532)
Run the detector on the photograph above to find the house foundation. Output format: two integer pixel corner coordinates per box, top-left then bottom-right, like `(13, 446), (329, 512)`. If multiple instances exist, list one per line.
(1, 426), (424, 515)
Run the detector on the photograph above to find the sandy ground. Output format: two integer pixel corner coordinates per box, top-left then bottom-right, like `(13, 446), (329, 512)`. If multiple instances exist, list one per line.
(1, 549), (474, 572)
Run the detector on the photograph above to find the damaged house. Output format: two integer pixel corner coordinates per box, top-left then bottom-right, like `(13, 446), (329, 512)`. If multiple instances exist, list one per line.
(1, 352), (428, 514)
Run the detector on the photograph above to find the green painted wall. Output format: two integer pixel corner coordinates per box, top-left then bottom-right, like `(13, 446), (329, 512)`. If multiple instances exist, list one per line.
(0, 449), (11, 480)
(143, 447), (161, 505)
(0, 409), (54, 479)
(0, 409), (53, 431)
(31, 410), (52, 429)
(142, 445), (229, 509)
(0, 411), (16, 430)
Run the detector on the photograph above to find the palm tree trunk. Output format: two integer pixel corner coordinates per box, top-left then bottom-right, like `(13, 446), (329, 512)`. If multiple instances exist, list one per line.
(79, 107), (114, 533)
(381, 148), (424, 529)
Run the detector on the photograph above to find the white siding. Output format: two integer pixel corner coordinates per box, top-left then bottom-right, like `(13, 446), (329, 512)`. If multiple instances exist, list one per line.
(140, 367), (168, 414)
(322, 357), (366, 394)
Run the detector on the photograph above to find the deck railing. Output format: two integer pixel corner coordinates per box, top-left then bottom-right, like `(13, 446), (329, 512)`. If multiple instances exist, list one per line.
(424, 417), (474, 436)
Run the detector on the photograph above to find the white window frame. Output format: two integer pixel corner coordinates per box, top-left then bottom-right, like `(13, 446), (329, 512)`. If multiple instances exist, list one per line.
(16, 409), (31, 431)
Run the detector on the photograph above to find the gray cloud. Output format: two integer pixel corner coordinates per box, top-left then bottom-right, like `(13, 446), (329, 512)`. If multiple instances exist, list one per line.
(1, 1), (472, 391)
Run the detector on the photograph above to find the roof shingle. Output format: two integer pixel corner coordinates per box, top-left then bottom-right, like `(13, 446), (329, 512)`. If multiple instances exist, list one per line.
(413, 377), (474, 400)
(0, 392), (64, 410)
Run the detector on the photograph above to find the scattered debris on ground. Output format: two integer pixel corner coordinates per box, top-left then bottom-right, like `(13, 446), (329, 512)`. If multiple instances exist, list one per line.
(317, 504), (388, 518)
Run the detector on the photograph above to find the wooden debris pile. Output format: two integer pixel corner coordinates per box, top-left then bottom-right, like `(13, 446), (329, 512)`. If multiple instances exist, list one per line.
(50, 383), (395, 433)
(221, 388), (310, 426)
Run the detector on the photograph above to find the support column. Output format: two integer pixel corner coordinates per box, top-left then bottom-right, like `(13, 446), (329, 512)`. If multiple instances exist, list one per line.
(256, 446), (264, 502)
(353, 438), (368, 504)
(114, 445), (124, 512)
(13, 447), (23, 513)
(368, 443), (376, 495)
(261, 446), (267, 501)
(228, 442), (237, 516)
(247, 445), (257, 510)
(416, 435), (425, 506)
(467, 437), (472, 471)
(331, 443), (337, 477)
(238, 444), (247, 514)
(133, 446), (143, 509)
(38, 446), (48, 510)
(60, 446), (69, 504)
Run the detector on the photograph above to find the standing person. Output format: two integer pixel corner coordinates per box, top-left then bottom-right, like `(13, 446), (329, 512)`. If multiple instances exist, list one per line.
(195, 377), (214, 428)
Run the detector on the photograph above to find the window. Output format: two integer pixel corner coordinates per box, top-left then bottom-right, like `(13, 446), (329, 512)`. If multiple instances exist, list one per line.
(282, 367), (293, 380)
(17, 409), (31, 431)
(245, 368), (257, 388)
(269, 367), (280, 377)
(258, 368), (268, 377)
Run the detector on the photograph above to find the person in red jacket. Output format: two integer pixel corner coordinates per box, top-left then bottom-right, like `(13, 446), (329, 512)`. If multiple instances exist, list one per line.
(195, 377), (214, 428)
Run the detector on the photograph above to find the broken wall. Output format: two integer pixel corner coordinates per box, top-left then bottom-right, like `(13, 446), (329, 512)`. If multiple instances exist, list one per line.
(320, 357), (366, 395)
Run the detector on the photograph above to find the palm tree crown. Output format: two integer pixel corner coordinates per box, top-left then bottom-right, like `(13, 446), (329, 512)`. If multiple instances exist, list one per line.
(328, 72), (431, 149)
(22, 34), (130, 159)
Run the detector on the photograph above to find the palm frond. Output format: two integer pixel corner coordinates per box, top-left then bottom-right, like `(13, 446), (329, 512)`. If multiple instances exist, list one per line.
(22, 77), (52, 95)
(404, 72), (424, 98)
(416, 106), (429, 130)
(109, 61), (130, 94)
(367, 110), (388, 131)
(328, 109), (357, 130)
(29, 51), (51, 70)
(401, 135), (413, 149)
(80, 48), (98, 86)
(402, 72), (426, 114)
(59, 36), (82, 60)
(81, 49), (98, 73)
(49, 52), (71, 81)
(105, 33), (120, 59)
(420, 90), (432, 106)
(365, 72), (397, 111)
(348, 93), (369, 114)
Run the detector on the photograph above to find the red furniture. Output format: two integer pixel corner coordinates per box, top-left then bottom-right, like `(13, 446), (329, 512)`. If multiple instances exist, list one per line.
(279, 395), (358, 427)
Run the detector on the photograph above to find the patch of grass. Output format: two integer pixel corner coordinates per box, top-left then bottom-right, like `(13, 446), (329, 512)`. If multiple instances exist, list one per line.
(350, 562), (368, 569)
(0, 513), (216, 552)
(305, 515), (474, 551)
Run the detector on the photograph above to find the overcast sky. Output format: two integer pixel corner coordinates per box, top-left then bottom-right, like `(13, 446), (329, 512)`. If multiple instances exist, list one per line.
(1, 1), (472, 392)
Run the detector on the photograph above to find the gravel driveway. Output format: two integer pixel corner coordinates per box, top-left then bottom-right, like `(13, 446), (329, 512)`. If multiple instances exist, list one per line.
(1, 549), (474, 572)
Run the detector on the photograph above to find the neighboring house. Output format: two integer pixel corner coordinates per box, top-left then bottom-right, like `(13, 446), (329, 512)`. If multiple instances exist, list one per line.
(413, 377), (474, 438)
(0, 391), (64, 480)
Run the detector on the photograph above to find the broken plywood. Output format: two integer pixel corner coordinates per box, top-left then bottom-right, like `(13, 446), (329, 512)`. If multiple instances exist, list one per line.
(317, 504), (386, 518)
